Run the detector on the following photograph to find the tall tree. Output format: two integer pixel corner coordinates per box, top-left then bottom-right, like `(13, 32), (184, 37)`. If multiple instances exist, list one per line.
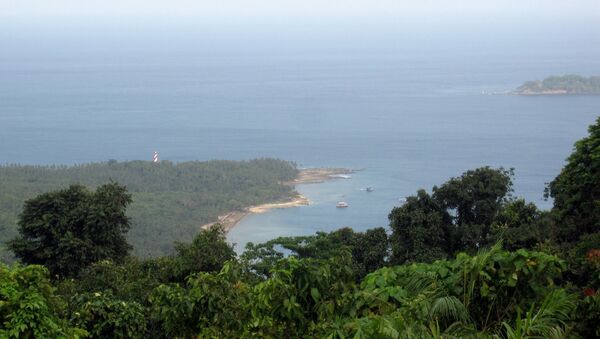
(389, 167), (515, 261)
(389, 189), (451, 264)
(433, 167), (514, 227)
(490, 198), (543, 250)
(354, 227), (389, 277)
(547, 117), (600, 242)
(8, 183), (132, 278)
(433, 167), (514, 252)
(169, 224), (235, 282)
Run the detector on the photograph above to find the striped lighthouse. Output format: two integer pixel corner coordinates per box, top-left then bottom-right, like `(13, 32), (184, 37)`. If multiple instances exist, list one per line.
(153, 151), (159, 163)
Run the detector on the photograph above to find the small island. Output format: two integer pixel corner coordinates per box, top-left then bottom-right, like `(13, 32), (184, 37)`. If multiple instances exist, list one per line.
(513, 74), (600, 95)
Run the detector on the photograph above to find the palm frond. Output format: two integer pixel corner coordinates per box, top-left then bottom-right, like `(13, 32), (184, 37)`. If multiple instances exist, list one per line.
(429, 296), (469, 323)
(463, 242), (502, 308)
(401, 272), (439, 295)
(498, 289), (576, 339)
(525, 289), (575, 338)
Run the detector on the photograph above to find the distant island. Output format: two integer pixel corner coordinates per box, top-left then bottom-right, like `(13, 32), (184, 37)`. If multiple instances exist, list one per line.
(513, 74), (600, 95)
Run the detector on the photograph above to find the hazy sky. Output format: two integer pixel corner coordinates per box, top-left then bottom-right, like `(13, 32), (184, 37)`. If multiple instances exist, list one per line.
(1, 0), (599, 59)
(2, 0), (599, 23)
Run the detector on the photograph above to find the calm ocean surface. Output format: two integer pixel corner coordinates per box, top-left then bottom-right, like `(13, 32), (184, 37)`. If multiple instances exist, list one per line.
(1, 48), (600, 249)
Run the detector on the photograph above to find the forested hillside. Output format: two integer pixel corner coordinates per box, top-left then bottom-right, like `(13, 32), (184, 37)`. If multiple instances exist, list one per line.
(1, 118), (599, 338)
(0, 159), (298, 260)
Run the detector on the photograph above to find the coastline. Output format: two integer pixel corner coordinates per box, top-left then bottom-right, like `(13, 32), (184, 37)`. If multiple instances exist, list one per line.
(201, 167), (351, 233)
(482, 90), (600, 96)
(284, 167), (353, 185)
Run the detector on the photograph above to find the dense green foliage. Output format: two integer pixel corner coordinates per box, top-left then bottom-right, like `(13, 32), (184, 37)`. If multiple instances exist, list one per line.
(58, 225), (236, 300)
(434, 167), (513, 227)
(516, 74), (600, 94)
(1, 118), (600, 337)
(69, 291), (146, 338)
(546, 116), (600, 241)
(242, 227), (388, 279)
(8, 183), (132, 278)
(0, 264), (86, 338)
(489, 198), (547, 251)
(341, 244), (573, 338)
(0, 158), (298, 260)
(4, 244), (591, 338)
(164, 224), (236, 282)
(389, 167), (517, 263)
(389, 189), (450, 264)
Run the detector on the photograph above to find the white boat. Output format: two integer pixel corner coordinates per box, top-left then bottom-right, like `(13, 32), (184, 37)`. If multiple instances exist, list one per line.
(336, 201), (349, 208)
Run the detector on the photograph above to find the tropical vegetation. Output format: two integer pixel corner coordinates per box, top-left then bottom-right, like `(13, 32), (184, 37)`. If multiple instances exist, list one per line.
(1, 117), (600, 337)
(0, 158), (298, 261)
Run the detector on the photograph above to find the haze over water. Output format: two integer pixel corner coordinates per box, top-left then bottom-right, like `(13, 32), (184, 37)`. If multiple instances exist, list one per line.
(1, 1), (600, 248)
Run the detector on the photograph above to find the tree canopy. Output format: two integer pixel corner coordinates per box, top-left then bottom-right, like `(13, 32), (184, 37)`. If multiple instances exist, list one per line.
(2, 119), (600, 337)
(169, 224), (236, 282)
(389, 167), (515, 264)
(8, 183), (132, 278)
(242, 227), (388, 280)
(389, 189), (450, 264)
(0, 158), (298, 260)
(433, 166), (513, 227)
(547, 116), (600, 241)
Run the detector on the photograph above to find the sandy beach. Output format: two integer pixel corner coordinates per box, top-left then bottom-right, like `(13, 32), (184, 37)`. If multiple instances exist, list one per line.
(201, 167), (351, 232)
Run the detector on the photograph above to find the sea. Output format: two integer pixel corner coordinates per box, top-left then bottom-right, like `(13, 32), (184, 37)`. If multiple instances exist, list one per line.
(1, 24), (600, 250)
